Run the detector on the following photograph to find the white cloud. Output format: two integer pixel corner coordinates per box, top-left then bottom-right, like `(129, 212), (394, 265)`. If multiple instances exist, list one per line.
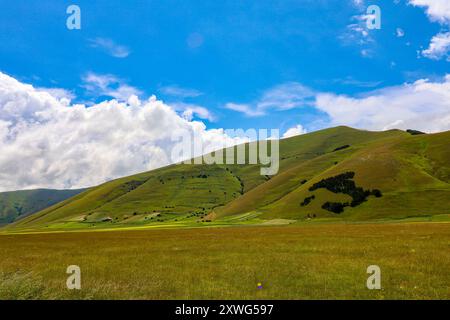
(88, 37), (131, 58)
(282, 125), (307, 139)
(409, 0), (450, 60)
(82, 72), (143, 101)
(409, 0), (450, 24)
(228, 76), (450, 133)
(0, 72), (244, 192)
(36, 87), (75, 105)
(315, 75), (450, 133)
(422, 32), (450, 61)
(171, 102), (216, 122)
(225, 82), (315, 117)
(36, 88), (75, 100)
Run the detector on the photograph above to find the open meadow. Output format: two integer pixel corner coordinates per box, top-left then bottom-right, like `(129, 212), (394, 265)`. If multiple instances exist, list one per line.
(0, 221), (449, 300)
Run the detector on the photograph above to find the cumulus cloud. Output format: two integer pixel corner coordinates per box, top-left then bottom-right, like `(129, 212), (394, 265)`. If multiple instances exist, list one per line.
(409, 0), (450, 60)
(88, 37), (131, 58)
(36, 87), (76, 102)
(409, 0), (450, 24)
(422, 32), (450, 61)
(0, 72), (244, 192)
(315, 75), (450, 133)
(282, 125), (307, 139)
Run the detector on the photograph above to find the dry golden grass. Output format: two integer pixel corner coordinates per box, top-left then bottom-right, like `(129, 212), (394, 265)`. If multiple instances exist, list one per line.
(0, 222), (449, 299)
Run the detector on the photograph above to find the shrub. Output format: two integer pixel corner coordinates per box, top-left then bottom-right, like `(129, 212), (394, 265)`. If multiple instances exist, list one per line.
(406, 129), (426, 135)
(332, 145), (350, 152)
(322, 202), (348, 214)
(372, 189), (382, 197)
(309, 172), (356, 193)
(123, 180), (145, 192)
(300, 195), (315, 207)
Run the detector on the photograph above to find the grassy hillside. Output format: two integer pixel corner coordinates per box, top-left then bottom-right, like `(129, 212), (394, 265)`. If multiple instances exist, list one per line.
(5, 126), (449, 231)
(217, 129), (450, 221)
(0, 189), (85, 225)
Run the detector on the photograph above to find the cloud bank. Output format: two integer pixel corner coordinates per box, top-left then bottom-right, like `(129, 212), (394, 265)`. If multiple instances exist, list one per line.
(228, 76), (450, 133)
(0, 72), (242, 192)
(315, 76), (450, 132)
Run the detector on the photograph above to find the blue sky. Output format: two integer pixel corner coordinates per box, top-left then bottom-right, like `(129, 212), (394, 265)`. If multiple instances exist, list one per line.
(0, 0), (449, 191)
(1, 0), (448, 133)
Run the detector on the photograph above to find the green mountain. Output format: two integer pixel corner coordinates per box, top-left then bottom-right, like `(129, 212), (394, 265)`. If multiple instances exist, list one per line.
(5, 126), (450, 231)
(0, 188), (85, 225)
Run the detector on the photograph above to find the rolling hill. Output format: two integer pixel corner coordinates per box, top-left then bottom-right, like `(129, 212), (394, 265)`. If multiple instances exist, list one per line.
(0, 188), (85, 225)
(4, 126), (450, 231)
(217, 128), (450, 221)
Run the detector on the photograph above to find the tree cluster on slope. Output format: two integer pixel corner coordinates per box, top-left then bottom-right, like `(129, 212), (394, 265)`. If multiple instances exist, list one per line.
(304, 171), (382, 214)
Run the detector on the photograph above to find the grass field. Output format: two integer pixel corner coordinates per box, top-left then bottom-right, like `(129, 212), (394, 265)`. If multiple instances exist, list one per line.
(0, 222), (449, 300)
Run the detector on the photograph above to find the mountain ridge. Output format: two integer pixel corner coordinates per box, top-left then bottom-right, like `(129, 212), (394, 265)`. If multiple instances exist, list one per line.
(0, 188), (86, 225)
